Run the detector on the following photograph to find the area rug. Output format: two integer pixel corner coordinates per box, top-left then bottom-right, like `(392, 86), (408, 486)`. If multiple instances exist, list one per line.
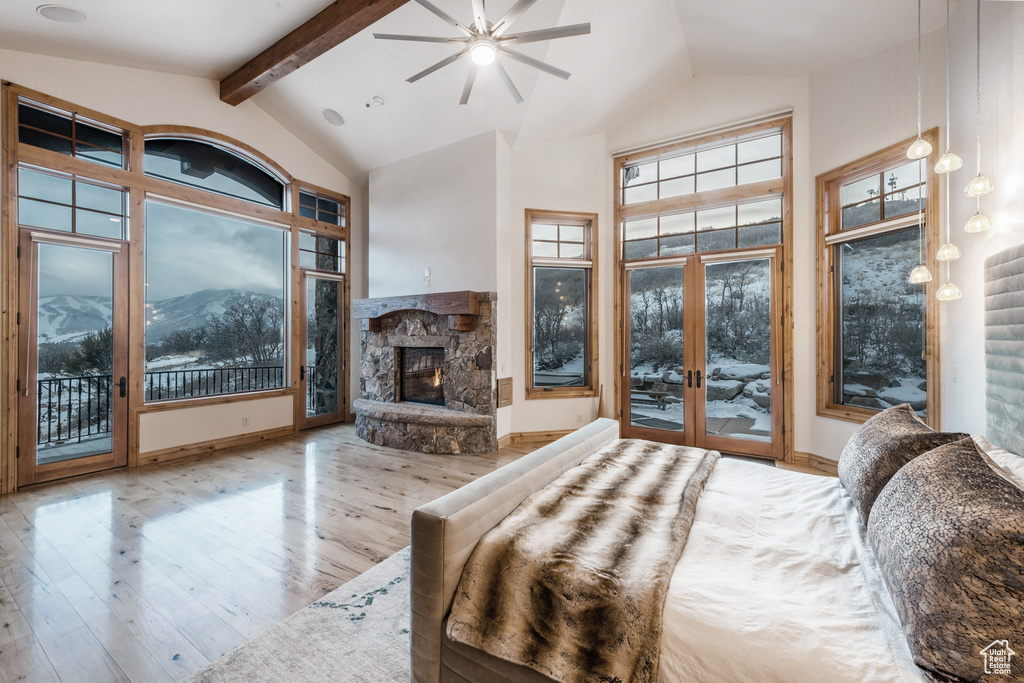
(185, 547), (411, 683)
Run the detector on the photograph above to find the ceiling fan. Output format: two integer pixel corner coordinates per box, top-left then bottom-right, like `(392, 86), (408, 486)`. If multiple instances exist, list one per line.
(374, 0), (591, 105)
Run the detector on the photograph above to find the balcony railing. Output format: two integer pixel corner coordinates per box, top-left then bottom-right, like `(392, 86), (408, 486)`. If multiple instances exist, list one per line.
(37, 366), (287, 447)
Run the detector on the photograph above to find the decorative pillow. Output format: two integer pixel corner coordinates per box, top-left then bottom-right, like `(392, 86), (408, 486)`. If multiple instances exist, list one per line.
(838, 404), (967, 525)
(974, 435), (1024, 490)
(867, 438), (1024, 683)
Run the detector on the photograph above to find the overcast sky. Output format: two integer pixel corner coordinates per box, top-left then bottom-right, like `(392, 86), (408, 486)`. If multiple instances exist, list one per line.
(37, 200), (287, 301)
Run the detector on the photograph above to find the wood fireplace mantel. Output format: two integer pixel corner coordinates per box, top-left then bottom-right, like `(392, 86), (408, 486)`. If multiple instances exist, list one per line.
(353, 290), (481, 332)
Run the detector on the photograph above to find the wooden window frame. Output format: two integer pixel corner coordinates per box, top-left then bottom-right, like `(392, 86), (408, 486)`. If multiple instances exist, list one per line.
(613, 116), (794, 461)
(815, 129), (941, 428)
(1, 81), (351, 492)
(524, 209), (599, 400)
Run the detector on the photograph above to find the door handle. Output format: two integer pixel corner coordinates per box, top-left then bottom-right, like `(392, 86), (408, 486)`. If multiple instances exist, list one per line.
(300, 366), (306, 381)
(119, 376), (127, 398)
(695, 370), (702, 389)
(687, 370), (693, 388)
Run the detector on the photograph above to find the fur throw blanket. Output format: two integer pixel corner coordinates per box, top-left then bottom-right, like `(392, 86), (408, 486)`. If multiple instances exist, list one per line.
(446, 439), (720, 683)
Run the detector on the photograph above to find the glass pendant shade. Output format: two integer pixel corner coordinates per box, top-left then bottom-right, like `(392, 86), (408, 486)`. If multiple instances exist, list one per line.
(936, 242), (962, 261)
(936, 281), (963, 301)
(908, 265), (933, 284)
(965, 212), (992, 233)
(964, 174), (994, 197)
(934, 151), (964, 174)
(906, 138), (933, 160)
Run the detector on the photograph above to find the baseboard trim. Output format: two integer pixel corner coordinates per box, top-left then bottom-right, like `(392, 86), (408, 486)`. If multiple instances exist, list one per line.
(510, 429), (575, 445)
(793, 450), (839, 476)
(138, 426), (295, 466)
(497, 434), (512, 449)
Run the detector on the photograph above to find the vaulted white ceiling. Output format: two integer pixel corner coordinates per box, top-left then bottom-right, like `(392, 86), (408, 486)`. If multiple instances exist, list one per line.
(0, 0), (950, 182)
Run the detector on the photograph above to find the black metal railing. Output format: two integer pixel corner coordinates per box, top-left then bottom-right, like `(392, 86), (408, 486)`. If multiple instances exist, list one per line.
(37, 366), (287, 447)
(37, 375), (113, 448)
(144, 366), (285, 401)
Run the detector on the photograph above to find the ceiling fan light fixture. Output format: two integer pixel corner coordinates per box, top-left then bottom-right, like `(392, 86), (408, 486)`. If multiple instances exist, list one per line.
(470, 39), (497, 66)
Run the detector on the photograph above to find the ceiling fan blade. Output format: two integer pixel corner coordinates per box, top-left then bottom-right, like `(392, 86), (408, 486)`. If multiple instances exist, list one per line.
(374, 33), (466, 43)
(501, 23), (591, 45)
(460, 65), (479, 105)
(471, 0), (487, 34)
(415, 0), (474, 37)
(493, 61), (524, 104)
(500, 48), (570, 80)
(407, 48), (469, 83)
(491, 0), (539, 38)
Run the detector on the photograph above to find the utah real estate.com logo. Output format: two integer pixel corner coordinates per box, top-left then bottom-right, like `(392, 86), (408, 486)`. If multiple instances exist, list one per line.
(981, 640), (1016, 676)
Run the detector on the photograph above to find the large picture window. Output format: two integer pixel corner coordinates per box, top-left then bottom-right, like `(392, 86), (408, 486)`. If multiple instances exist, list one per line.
(816, 131), (940, 425)
(525, 210), (598, 399)
(144, 201), (288, 401)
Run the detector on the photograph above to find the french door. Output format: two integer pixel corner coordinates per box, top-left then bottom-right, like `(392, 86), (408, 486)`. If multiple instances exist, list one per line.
(298, 271), (346, 428)
(18, 232), (129, 486)
(621, 248), (783, 459)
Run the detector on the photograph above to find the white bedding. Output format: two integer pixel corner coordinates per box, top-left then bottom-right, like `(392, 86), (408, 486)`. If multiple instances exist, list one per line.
(658, 459), (925, 683)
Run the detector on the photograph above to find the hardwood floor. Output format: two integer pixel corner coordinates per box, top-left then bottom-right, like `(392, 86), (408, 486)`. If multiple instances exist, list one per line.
(0, 425), (537, 683)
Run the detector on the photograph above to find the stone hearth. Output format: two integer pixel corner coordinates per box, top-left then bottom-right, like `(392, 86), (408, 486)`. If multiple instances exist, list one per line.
(354, 291), (497, 454)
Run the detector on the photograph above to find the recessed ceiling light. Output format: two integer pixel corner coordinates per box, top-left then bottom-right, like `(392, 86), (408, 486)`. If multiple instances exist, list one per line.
(322, 108), (345, 126)
(36, 4), (87, 23)
(366, 96), (385, 109)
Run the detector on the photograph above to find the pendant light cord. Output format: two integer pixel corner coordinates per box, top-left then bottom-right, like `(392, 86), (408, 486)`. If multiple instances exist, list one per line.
(917, 0), (924, 139)
(945, 0), (952, 153)
(976, 0), (982, 172)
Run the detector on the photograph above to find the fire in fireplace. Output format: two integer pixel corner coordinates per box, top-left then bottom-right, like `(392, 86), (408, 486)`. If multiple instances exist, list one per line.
(401, 347), (445, 407)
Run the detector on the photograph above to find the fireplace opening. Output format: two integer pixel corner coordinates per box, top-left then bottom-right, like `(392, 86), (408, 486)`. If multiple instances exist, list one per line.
(401, 347), (445, 407)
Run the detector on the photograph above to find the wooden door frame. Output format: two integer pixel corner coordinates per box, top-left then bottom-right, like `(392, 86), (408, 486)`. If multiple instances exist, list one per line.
(297, 270), (347, 430)
(17, 230), (129, 487)
(612, 115), (794, 462)
(619, 260), (697, 445)
(693, 247), (784, 460)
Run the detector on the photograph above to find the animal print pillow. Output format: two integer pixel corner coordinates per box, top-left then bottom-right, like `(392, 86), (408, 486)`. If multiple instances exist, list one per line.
(867, 438), (1024, 682)
(838, 404), (967, 525)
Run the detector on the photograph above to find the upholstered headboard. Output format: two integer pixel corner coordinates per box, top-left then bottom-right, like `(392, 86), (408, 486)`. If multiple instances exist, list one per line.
(984, 243), (1024, 456)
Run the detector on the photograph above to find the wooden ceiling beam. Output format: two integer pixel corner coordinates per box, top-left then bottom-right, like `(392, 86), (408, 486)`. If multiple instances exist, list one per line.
(220, 0), (412, 106)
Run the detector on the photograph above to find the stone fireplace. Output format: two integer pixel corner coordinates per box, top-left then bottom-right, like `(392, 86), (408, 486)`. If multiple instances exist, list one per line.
(353, 291), (497, 454)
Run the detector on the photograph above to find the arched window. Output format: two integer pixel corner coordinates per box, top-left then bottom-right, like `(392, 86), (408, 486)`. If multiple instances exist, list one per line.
(144, 137), (285, 209)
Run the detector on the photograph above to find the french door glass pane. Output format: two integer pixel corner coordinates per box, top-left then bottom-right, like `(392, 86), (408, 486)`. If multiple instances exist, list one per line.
(36, 243), (114, 463)
(704, 258), (772, 442)
(837, 228), (926, 417)
(533, 267), (587, 387)
(629, 266), (685, 431)
(306, 277), (340, 418)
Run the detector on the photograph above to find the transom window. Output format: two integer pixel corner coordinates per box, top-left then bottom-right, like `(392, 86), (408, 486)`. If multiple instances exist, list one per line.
(622, 197), (782, 260)
(840, 159), (927, 231)
(299, 189), (346, 226)
(621, 131), (782, 206)
(816, 132), (939, 425)
(18, 101), (126, 169)
(300, 230), (345, 273)
(526, 210), (598, 399)
(18, 166), (127, 240)
(144, 138), (285, 209)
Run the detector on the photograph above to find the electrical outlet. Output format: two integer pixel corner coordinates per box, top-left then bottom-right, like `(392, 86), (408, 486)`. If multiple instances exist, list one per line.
(952, 367), (958, 383)
(576, 413), (583, 424)
(242, 416), (250, 427)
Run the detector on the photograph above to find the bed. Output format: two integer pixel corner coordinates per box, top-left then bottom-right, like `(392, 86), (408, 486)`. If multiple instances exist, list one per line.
(410, 244), (1024, 683)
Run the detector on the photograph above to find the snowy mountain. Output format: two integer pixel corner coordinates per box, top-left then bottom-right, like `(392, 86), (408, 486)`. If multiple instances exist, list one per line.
(36, 289), (280, 345)
(37, 295), (114, 344)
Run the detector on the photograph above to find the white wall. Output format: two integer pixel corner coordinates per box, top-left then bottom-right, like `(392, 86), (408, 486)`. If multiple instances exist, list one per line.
(368, 132), (500, 298)
(508, 134), (611, 432)
(0, 48), (364, 457)
(807, 30), (946, 459)
(944, 2), (1024, 437)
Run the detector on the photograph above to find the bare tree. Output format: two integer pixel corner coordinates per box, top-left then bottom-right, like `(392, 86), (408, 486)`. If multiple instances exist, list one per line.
(207, 297), (284, 366)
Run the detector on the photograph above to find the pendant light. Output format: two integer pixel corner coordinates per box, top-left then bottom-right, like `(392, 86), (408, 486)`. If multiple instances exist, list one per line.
(964, 0), (993, 243)
(908, 107), (932, 284)
(907, 0), (933, 160)
(935, 0), (963, 175)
